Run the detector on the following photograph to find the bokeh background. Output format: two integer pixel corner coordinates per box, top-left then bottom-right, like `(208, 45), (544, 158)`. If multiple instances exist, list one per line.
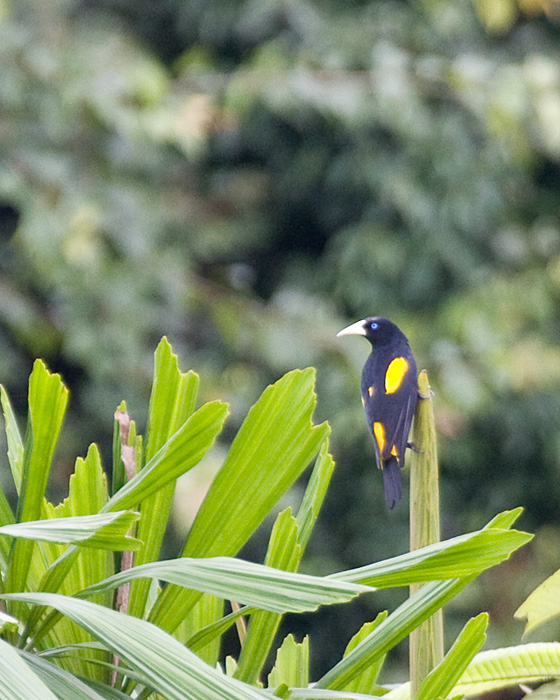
(2, 0), (560, 689)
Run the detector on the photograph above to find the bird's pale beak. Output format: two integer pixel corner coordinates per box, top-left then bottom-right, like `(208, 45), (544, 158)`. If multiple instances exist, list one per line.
(337, 320), (367, 337)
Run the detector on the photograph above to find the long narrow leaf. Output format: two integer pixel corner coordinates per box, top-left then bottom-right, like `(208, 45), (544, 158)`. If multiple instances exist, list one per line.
(179, 594), (224, 667)
(0, 638), (59, 700)
(105, 400), (228, 512)
(29, 400), (227, 618)
(187, 606), (251, 653)
(5, 363), (68, 580)
(318, 507), (529, 697)
(236, 510), (302, 683)
(340, 613), (388, 695)
(79, 557), (369, 613)
(296, 441), (335, 551)
(515, 568), (560, 635)
(0, 491), (13, 571)
(0, 385), (24, 493)
(384, 628), (560, 699)
(5, 361), (68, 604)
(0, 512), (141, 549)
(35, 443), (115, 681)
(314, 578), (470, 690)
(184, 369), (328, 558)
(237, 443), (334, 684)
(290, 691), (387, 699)
(485, 507), (523, 529)
(129, 338), (200, 620)
(144, 339), (200, 462)
(2, 593), (272, 700)
(0, 387), (18, 568)
(331, 527), (532, 587)
(19, 650), (111, 700)
(268, 635), (309, 689)
(452, 642), (560, 696)
(44, 444), (115, 593)
(415, 613), (488, 700)
(150, 368), (330, 635)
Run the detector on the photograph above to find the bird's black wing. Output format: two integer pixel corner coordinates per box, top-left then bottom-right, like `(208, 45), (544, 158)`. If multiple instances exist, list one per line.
(361, 348), (417, 469)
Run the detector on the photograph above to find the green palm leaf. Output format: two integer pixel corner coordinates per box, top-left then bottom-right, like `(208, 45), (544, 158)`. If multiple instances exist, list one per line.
(2, 593), (272, 700)
(515, 568), (560, 635)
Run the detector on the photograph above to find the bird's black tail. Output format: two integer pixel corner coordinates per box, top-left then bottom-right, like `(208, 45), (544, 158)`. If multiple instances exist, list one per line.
(382, 458), (402, 509)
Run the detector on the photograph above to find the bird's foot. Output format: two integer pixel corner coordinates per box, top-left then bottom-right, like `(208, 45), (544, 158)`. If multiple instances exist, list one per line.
(407, 441), (424, 454)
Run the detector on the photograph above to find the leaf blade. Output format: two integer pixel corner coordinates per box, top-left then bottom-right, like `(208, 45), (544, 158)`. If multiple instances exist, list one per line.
(267, 634), (309, 690)
(0, 385), (24, 494)
(0, 512), (141, 550)
(5, 361), (68, 604)
(236, 509), (302, 684)
(79, 556), (368, 613)
(415, 613), (488, 700)
(315, 578), (469, 691)
(19, 650), (112, 700)
(2, 592), (273, 700)
(129, 338), (200, 620)
(515, 568), (560, 635)
(453, 642), (560, 696)
(331, 527), (532, 587)
(149, 368), (330, 634)
(184, 369), (329, 559)
(105, 399), (228, 512)
(339, 613), (388, 695)
(0, 639), (59, 700)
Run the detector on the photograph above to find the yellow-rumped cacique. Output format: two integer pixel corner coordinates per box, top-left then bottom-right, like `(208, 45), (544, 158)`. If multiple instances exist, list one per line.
(337, 316), (418, 509)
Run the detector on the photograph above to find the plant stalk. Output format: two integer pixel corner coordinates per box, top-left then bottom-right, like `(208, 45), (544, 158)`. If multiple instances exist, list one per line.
(409, 370), (444, 697)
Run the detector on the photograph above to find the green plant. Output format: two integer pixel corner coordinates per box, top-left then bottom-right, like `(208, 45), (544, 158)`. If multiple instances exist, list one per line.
(0, 338), (541, 699)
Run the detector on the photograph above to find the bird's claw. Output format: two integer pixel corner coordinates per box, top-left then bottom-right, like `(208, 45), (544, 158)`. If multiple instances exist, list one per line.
(407, 441), (424, 454)
(417, 389), (433, 400)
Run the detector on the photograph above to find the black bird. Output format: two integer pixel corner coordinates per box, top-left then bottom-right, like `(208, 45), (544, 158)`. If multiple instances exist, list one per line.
(337, 316), (418, 508)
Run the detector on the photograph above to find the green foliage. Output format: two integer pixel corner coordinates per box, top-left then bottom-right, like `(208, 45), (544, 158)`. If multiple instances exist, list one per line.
(78, 558), (367, 613)
(0, 342), (541, 699)
(0, 512), (140, 549)
(268, 635), (309, 690)
(128, 337), (200, 622)
(431, 642), (560, 699)
(2, 0), (560, 672)
(0, 639), (59, 700)
(235, 509), (302, 684)
(414, 613), (488, 700)
(340, 613), (388, 696)
(6, 362), (68, 601)
(515, 567), (560, 635)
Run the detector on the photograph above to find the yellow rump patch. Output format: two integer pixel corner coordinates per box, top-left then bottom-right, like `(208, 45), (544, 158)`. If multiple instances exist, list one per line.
(368, 386), (374, 397)
(385, 356), (409, 394)
(373, 421), (386, 453)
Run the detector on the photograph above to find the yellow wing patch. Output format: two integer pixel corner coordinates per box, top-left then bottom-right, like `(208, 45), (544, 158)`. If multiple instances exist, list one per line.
(373, 421), (386, 453)
(368, 386), (374, 397)
(385, 357), (409, 394)
(391, 445), (398, 457)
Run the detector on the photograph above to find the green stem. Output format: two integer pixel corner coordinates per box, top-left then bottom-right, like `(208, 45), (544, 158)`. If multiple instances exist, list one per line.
(409, 370), (444, 697)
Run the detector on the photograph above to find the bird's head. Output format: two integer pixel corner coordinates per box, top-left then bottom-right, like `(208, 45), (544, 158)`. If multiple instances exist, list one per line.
(337, 316), (403, 346)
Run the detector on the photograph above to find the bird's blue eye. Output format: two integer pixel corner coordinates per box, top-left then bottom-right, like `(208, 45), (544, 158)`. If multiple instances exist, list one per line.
(369, 321), (379, 330)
